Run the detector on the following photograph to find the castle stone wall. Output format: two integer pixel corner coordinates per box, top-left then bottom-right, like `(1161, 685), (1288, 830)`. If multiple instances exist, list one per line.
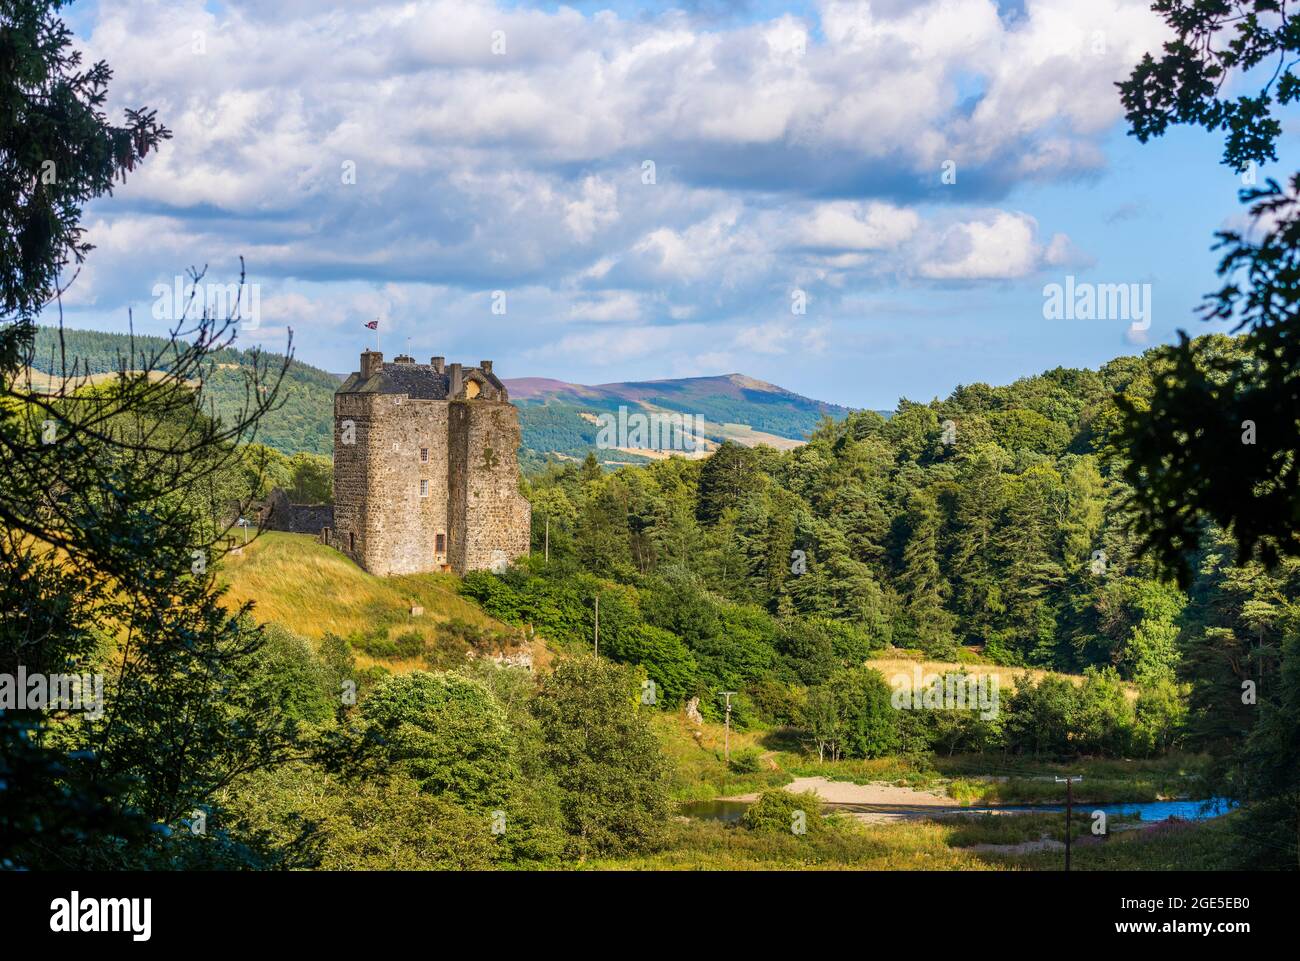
(333, 354), (529, 577)
(461, 401), (531, 572)
(332, 391), (373, 569)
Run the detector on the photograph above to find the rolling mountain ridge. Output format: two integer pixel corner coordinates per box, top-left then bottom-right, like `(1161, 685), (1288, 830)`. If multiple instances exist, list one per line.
(28, 327), (857, 465)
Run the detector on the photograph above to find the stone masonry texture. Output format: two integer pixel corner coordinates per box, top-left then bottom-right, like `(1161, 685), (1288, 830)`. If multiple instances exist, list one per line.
(331, 351), (530, 576)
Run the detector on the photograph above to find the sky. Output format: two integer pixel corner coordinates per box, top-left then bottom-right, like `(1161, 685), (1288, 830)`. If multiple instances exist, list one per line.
(50, 0), (1300, 409)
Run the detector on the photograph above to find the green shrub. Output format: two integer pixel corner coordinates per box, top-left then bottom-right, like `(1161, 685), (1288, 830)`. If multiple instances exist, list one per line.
(729, 747), (763, 774)
(741, 789), (821, 835)
(531, 657), (670, 857)
(359, 671), (516, 806)
(747, 678), (805, 726)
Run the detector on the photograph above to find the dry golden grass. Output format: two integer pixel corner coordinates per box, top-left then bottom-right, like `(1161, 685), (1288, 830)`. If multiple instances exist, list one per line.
(866, 654), (1138, 699)
(21, 367), (198, 393)
(217, 532), (547, 671)
(866, 656), (1076, 689)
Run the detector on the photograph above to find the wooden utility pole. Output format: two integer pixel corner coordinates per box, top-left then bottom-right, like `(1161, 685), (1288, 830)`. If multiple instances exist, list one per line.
(544, 514), (549, 563)
(593, 594), (599, 658)
(722, 691), (737, 763)
(1055, 775), (1083, 871)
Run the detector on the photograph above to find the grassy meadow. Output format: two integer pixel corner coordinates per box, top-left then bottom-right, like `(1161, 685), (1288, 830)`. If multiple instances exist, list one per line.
(219, 531), (548, 673)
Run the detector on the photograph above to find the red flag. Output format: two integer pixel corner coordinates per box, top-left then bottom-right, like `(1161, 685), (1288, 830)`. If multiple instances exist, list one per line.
(364, 320), (379, 330)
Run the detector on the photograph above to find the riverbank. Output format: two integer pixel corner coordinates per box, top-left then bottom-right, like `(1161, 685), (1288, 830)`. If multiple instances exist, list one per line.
(710, 776), (1232, 825)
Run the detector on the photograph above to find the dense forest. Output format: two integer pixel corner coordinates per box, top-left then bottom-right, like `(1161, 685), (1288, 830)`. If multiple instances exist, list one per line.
(454, 332), (1297, 863)
(515, 335), (1271, 679)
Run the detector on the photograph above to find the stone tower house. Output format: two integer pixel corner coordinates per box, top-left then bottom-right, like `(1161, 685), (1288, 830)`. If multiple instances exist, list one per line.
(332, 350), (531, 576)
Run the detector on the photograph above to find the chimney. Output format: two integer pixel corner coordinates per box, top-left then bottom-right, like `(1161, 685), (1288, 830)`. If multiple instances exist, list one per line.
(480, 360), (493, 375)
(394, 354), (414, 365)
(361, 350), (383, 379)
(449, 363), (463, 398)
(431, 356), (445, 373)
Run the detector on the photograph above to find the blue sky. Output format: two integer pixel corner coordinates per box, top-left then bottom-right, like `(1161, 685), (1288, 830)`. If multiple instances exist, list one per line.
(51, 0), (1297, 409)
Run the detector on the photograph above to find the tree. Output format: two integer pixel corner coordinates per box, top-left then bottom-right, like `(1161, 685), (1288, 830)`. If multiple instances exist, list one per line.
(529, 657), (669, 858)
(287, 451), (332, 503)
(358, 671), (516, 807)
(1117, 2), (1300, 582)
(805, 667), (897, 761)
(0, 1), (300, 869)
(696, 440), (763, 523)
(898, 488), (957, 656)
(827, 667), (899, 759)
(0, 0), (169, 336)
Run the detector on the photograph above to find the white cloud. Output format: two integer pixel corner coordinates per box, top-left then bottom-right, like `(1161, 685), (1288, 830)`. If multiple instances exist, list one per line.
(920, 211), (1045, 280)
(59, 0), (1173, 377)
(798, 202), (920, 251)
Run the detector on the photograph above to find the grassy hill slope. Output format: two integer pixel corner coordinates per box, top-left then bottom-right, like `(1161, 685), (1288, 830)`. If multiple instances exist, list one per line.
(219, 532), (548, 673)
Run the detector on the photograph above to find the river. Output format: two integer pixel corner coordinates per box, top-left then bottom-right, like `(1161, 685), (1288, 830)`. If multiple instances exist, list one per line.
(679, 796), (1236, 823)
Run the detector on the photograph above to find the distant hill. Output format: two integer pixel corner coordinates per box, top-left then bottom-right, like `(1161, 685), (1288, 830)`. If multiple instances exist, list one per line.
(26, 327), (860, 464)
(506, 373), (856, 471)
(28, 326), (339, 455)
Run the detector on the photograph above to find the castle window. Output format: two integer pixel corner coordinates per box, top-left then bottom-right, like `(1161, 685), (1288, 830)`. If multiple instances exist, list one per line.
(420, 479), (429, 498)
(349, 532), (355, 552)
(436, 532), (446, 553)
(420, 447), (428, 462)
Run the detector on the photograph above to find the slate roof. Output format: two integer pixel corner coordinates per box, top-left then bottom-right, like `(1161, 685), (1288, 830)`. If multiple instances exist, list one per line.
(337, 361), (507, 399)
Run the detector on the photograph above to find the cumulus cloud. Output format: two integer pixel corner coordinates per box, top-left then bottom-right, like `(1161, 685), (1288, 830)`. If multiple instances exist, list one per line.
(797, 202), (920, 251)
(61, 0), (1169, 377)
(920, 211), (1051, 280)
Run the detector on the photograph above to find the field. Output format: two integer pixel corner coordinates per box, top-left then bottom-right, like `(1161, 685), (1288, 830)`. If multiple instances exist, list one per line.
(864, 655), (1123, 691)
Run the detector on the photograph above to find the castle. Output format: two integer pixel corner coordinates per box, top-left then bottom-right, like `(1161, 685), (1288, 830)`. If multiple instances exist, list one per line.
(328, 350), (531, 576)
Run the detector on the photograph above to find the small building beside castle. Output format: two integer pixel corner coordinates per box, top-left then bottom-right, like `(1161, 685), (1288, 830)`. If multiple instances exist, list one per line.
(329, 350), (531, 576)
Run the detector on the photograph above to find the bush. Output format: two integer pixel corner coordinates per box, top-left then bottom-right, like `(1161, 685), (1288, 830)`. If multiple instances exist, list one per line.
(741, 789), (822, 835)
(349, 626), (426, 660)
(605, 623), (698, 706)
(729, 748), (763, 774)
(255, 623), (334, 724)
(747, 678), (805, 726)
